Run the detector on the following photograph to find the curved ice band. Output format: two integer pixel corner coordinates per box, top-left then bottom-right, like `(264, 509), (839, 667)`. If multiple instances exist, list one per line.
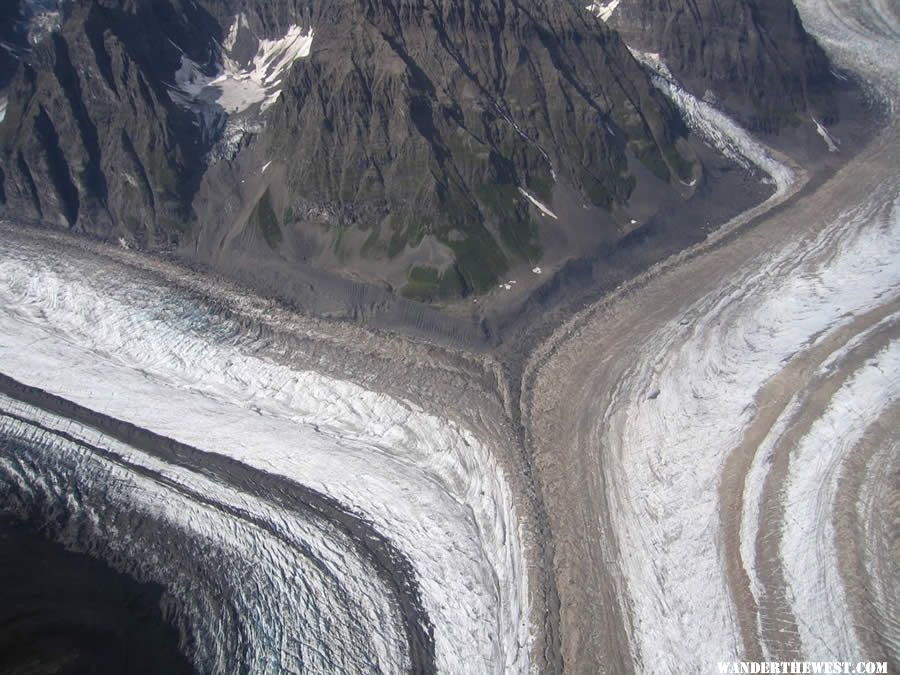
(0, 229), (530, 674)
(0, 374), (433, 673)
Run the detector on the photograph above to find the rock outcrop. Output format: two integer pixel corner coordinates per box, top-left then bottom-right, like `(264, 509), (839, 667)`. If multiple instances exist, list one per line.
(0, 0), (836, 301)
(606, 0), (837, 132)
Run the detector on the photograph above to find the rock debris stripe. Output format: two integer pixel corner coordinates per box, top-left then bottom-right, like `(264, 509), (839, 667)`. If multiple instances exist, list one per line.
(522, 0), (899, 669)
(726, 305), (900, 662)
(0, 371), (436, 675)
(834, 403), (900, 668)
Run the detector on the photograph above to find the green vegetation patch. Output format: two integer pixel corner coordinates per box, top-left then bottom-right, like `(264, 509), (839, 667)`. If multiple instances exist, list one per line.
(148, 143), (178, 197)
(633, 142), (671, 183)
(476, 182), (519, 217)
(581, 168), (637, 209)
(401, 264), (467, 301)
(525, 173), (553, 205)
(361, 224), (386, 259)
(475, 182), (541, 261)
(449, 227), (506, 293)
(408, 265), (440, 286)
(249, 188), (282, 249)
(663, 145), (695, 183)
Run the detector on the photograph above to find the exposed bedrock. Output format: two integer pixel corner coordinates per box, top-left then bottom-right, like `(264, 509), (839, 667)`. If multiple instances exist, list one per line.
(3, 0), (836, 311)
(607, 0), (838, 133)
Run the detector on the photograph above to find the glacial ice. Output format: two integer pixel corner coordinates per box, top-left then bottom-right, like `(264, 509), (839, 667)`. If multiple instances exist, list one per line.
(0, 233), (530, 674)
(0, 395), (410, 673)
(602, 171), (900, 670)
(629, 49), (795, 196)
(781, 341), (900, 661)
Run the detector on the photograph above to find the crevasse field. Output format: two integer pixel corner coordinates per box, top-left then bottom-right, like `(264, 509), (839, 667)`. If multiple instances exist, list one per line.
(0, 234), (530, 673)
(2, 0), (898, 672)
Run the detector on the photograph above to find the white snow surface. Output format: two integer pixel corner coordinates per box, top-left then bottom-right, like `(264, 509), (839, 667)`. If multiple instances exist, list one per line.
(780, 341), (900, 661)
(26, 10), (61, 45)
(0, 395), (409, 673)
(586, 0), (621, 22)
(601, 180), (900, 669)
(0, 95), (6, 124)
(813, 117), (839, 152)
(171, 21), (313, 114)
(0, 236), (530, 674)
(604, 2), (900, 668)
(738, 307), (900, 660)
(629, 49), (794, 197)
(518, 188), (558, 219)
(223, 12), (248, 52)
(737, 388), (803, 661)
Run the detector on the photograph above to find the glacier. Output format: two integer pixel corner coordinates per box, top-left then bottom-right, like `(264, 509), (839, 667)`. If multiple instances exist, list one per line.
(0, 228), (530, 674)
(0, 392), (410, 673)
(593, 0), (900, 668)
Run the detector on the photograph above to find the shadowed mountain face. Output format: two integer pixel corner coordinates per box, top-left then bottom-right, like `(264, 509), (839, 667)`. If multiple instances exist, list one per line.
(0, 1), (218, 240)
(0, 516), (196, 675)
(606, 0), (837, 132)
(0, 0), (832, 299)
(260, 0), (699, 294)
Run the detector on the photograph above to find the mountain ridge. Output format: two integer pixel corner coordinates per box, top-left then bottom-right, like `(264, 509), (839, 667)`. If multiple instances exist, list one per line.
(0, 0), (837, 305)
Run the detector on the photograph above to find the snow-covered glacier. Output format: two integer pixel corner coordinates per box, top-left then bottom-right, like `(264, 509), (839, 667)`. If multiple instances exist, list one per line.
(524, 0), (900, 671)
(0, 228), (530, 674)
(0, 393), (411, 673)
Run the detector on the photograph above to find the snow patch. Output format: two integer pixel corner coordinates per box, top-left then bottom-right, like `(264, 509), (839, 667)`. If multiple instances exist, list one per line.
(223, 12), (248, 52)
(27, 10), (61, 45)
(518, 187), (558, 219)
(813, 117), (839, 152)
(586, 0), (621, 22)
(170, 23), (314, 115)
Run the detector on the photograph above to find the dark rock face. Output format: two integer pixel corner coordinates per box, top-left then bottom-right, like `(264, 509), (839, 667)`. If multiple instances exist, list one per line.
(0, 516), (196, 675)
(0, 2), (23, 88)
(0, 1), (215, 245)
(0, 0), (698, 295)
(259, 0), (694, 292)
(0, 0), (833, 299)
(607, 0), (837, 132)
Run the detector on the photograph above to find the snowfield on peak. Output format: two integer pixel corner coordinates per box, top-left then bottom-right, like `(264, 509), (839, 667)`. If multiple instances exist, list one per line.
(170, 19), (314, 114)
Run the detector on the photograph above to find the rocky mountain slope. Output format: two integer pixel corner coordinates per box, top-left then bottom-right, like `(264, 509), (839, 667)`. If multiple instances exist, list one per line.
(603, 0), (837, 132)
(0, 0), (836, 304)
